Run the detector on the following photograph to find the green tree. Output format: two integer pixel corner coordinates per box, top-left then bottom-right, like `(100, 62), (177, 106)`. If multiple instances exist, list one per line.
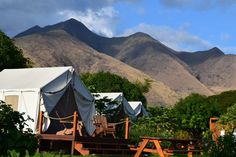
(207, 90), (236, 114)
(218, 103), (236, 132)
(0, 31), (31, 71)
(203, 132), (236, 157)
(81, 71), (149, 107)
(0, 101), (37, 157)
(174, 93), (218, 137)
(129, 106), (178, 142)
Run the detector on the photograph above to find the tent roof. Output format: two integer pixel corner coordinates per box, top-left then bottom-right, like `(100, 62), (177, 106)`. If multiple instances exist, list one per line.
(0, 66), (73, 90)
(92, 92), (123, 101)
(128, 101), (142, 110)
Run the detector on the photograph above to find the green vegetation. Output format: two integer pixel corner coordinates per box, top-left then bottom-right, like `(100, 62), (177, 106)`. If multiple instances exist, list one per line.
(130, 106), (177, 142)
(208, 90), (236, 114)
(130, 91), (236, 141)
(0, 31), (31, 71)
(81, 72), (151, 107)
(218, 103), (236, 132)
(174, 93), (218, 137)
(203, 132), (236, 157)
(0, 101), (37, 157)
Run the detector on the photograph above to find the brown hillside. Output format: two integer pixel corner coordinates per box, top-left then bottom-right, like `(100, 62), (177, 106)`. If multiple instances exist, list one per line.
(100, 32), (213, 97)
(18, 19), (213, 97)
(193, 55), (236, 93)
(15, 30), (179, 106)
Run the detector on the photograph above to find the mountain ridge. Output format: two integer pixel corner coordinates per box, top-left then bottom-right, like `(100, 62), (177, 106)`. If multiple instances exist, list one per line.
(15, 29), (179, 106)
(14, 18), (236, 105)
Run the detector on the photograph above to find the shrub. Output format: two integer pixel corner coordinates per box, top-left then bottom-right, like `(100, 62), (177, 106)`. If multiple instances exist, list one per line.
(0, 101), (37, 157)
(203, 132), (236, 157)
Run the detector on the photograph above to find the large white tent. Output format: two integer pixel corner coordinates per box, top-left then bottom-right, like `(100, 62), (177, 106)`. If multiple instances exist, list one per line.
(92, 92), (147, 121)
(0, 66), (95, 135)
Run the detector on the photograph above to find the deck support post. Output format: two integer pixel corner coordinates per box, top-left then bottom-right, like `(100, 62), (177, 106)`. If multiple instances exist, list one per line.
(37, 111), (43, 153)
(71, 111), (77, 155)
(38, 111), (43, 134)
(125, 117), (129, 139)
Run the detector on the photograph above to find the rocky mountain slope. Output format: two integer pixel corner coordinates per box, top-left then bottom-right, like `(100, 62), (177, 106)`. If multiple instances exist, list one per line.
(176, 48), (236, 93)
(15, 29), (179, 106)
(15, 18), (236, 105)
(16, 19), (213, 97)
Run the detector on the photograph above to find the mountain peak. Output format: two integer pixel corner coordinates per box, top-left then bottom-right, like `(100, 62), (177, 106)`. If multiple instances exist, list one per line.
(208, 47), (224, 55)
(62, 18), (84, 26)
(129, 32), (154, 39)
(67, 18), (78, 22)
(15, 25), (42, 38)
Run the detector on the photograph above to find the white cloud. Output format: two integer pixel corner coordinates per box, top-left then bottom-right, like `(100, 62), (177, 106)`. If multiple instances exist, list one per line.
(123, 23), (212, 52)
(58, 7), (118, 37)
(0, 0), (137, 36)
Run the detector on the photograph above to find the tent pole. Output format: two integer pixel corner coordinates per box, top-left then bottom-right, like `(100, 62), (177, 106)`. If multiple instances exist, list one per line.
(125, 117), (129, 139)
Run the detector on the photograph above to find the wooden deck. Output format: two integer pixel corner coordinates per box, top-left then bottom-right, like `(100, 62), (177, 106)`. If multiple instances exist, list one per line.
(38, 134), (135, 156)
(37, 111), (134, 156)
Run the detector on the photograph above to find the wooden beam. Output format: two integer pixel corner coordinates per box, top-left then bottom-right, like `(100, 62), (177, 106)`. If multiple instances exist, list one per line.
(153, 140), (165, 157)
(71, 111), (77, 155)
(38, 111), (43, 134)
(125, 117), (129, 139)
(134, 139), (149, 157)
(40, 134), (74, 141)
(72, 111), (77, 138)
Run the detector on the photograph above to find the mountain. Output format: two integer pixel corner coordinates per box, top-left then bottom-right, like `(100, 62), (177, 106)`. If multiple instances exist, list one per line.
(176, 47), (236, 93)
(176, 47), (224, 66)
(15, 18), (236, 105)
(15, 18), (213, 97)
(14, 29), (179, 106)
(191, 55), (236, 93)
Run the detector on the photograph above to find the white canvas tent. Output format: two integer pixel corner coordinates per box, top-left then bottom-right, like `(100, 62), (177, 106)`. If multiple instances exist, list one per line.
(92, 92), (145, 121)
(0, 66), (96, 135)
(128, 101), (149, 117)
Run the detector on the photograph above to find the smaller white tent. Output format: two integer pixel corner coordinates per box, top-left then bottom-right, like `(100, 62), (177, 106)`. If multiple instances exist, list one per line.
(0, 66), (96, 135)
(128, 101), (149, 117)
(92, 92), (146, 121)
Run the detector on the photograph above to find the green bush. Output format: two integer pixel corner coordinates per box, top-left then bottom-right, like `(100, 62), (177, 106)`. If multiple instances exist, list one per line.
(129, 106), (177, 143)
(203, 132), (236, 157)
(174, 93), (218, 137)
(0, 101), (37, 157)
(208, 90), (236, 114)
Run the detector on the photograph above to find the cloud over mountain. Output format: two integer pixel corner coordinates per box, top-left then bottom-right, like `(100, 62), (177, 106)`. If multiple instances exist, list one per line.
(123, 23), (212, 52)
(58, 7), (118, 37)
(0, 0), (137, 36)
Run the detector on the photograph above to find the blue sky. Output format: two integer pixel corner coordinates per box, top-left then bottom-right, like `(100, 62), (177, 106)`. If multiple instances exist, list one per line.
(0, 0), (235, 54)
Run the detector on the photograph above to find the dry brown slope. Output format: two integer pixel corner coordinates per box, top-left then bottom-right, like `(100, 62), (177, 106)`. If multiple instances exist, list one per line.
(108, 33), (213, 97)
(193, 55), (236, 93)
(15, 18), (213, 97)
(15, 30), (179, 106)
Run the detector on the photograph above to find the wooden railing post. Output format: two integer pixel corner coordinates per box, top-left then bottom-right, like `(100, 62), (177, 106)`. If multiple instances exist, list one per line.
(125, 117), (129, 139)
(71, 111), (77, 155)
(72, 111), (77, 137)
(38, 111), (43, 134)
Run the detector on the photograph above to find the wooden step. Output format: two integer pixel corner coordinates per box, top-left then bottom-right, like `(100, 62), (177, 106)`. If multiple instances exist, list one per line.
(74, 142), (90, 156)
